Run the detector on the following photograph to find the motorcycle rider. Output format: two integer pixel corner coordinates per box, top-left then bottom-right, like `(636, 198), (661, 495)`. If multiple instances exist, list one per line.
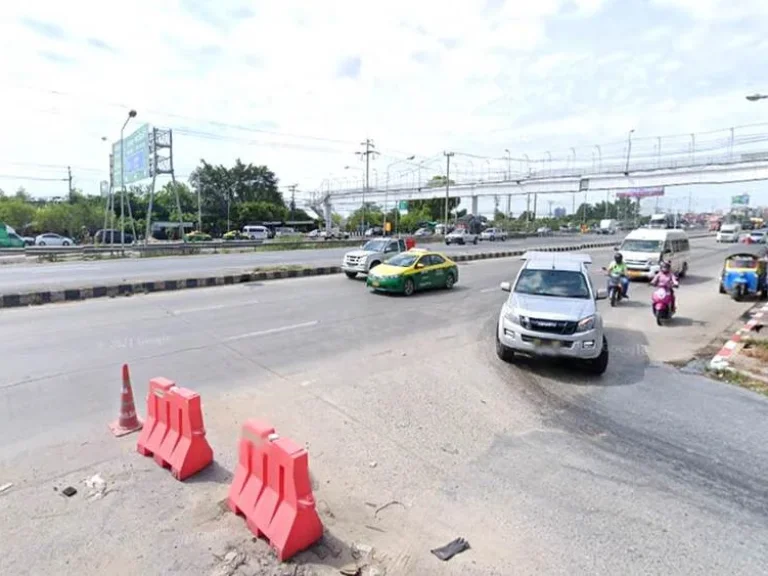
(606, 252), (629, 298)
(650, 260), (678, 312)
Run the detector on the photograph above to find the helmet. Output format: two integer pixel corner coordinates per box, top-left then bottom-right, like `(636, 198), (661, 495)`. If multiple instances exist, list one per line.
(614, 253), (623, 263)
(660, 260), (671, 272)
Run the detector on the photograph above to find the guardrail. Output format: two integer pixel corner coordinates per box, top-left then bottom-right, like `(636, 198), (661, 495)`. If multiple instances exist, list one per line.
(0, 229), (710, 259)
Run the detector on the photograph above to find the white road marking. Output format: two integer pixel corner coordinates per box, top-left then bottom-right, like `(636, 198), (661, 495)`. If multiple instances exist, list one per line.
(171, 300), (260, 315)
(223, 320), (319, 342)
(479, 287), (498, 293)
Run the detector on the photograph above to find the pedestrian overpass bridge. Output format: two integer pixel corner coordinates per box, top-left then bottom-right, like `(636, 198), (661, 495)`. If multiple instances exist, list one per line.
(320, 153), (768, 215)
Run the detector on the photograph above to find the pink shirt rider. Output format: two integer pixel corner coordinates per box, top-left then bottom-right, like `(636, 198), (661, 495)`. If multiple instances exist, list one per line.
(651, 270), (677, 289)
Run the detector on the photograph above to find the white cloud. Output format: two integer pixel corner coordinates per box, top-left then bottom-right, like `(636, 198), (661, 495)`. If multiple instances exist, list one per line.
(0, 0), (764, 208)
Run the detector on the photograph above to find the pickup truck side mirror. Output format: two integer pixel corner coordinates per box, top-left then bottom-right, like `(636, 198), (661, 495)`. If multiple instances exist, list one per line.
(596, 288), (608, 300)
(500, 281), (511, 292)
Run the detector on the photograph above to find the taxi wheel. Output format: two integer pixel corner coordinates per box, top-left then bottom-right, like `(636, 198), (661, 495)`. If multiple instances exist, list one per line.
(718, 283), (726, 294)
(444, 273), (455, 289)
(403, 278), (415, 296)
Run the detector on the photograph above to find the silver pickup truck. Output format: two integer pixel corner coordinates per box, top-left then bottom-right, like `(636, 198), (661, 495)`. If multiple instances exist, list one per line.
(341, 238), (407, 279)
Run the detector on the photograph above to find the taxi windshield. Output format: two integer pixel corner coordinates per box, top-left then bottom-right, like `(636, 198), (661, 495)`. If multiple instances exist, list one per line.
(386, 253), (419, 268)
(362, 239), (389, 252)
(514, 269), (590, 299)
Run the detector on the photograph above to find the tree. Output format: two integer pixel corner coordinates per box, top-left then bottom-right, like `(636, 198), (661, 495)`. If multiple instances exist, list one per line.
(408, 197), (461, 220)
(0, 197), (36, 231)
(426, 175), (455, 188)
(346, 203), (383, 231)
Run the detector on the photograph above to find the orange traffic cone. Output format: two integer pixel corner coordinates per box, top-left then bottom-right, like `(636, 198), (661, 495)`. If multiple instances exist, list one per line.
(109, 364), (143, 437)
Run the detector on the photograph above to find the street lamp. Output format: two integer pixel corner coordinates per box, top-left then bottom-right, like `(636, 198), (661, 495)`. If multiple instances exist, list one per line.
(504, 149), (511, 179)
(119, 109), (137, 248)
(624, 129), (635, 175)
(746, 93), (768, 101)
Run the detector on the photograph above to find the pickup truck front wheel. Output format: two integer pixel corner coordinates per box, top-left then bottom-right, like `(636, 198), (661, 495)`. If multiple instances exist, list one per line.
(345, 272), (357, 279)
(473, 237), (478, 245)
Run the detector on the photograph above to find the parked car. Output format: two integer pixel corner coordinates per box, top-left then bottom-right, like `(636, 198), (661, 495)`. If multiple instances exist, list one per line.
(480, 228), (507, 241)
(364, 227), (384, 237)
(321, 228), (350, 240)
(35, 233), (74, 246)
(94, 229), (135, 244)
(536, 227), (552, 236)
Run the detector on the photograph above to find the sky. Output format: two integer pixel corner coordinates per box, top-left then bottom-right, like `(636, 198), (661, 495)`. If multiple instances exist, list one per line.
(1, 0), (768, 217)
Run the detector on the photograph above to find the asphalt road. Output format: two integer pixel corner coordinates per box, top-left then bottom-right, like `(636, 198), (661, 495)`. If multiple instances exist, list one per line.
(2, 235), (766, 575)
(0, 232), (626, 293)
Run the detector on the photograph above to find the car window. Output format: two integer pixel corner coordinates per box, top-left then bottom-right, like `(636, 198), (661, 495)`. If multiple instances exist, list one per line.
(387, 253), (419, 268)
(620, 239), (663, 252)
(398, 239), (406, 251)
(514, 269), (591, 299)
(384, 242), (399, 253)
(363, 239), (389, 252)
(429, 254), (445, 265)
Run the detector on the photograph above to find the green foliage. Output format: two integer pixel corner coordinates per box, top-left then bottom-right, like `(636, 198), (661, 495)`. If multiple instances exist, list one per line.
(408, 197), (461, 220)
(189, 158), (284, 234)
(426, 175), (456, 188)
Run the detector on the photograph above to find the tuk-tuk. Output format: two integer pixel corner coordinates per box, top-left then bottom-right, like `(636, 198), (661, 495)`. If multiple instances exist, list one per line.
(719, 245), (768, 301)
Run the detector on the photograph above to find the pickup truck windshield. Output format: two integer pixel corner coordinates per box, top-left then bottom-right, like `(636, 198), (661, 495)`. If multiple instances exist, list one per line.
(386, 253), (419, 268)
(621, 239), (663, 252)
(362, 240), (389, 252)
(514, 269), (590, 299)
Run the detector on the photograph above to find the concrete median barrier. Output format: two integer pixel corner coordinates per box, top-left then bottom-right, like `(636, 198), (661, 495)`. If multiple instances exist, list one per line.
(0, 235), (713, 309)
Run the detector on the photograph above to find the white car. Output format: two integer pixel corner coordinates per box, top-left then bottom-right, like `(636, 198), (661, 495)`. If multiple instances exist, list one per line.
(481, 228), (508, 241)
(716, 224), (740, 242)
(35, 233), (74, 246)
(445, 229), (479, 245)
(495, 251), (609, 374)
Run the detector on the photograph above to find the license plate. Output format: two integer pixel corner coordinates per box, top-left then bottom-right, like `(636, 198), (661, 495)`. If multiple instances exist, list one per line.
(533, 339), (559, 348)
(627, 270), (640, 278)
(372, 280), (380, 287)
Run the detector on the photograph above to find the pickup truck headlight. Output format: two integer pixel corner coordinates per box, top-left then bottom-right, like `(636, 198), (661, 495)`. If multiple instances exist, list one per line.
(504, 309), (529, 327)
(576, 315), (595, 332)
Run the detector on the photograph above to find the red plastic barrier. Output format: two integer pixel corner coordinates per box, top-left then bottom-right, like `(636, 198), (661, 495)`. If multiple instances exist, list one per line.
(227, 421), (322, 560)
(165, 386), (213, 480)
(136, 377), (176, 457)
(228, 420), (276, 537)
(265, 437), (324, 561)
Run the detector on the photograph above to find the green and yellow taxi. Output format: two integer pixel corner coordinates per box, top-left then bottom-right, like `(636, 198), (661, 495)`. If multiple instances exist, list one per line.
(365, 248), (459, 295)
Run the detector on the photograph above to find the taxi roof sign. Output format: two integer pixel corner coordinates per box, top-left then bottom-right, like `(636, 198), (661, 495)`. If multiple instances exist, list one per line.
(520, 251), (592, 265)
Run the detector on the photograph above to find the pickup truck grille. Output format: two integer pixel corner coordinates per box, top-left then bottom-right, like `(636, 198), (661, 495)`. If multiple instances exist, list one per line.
(526, 317), (578, 335)
(345, 255), (364, 266)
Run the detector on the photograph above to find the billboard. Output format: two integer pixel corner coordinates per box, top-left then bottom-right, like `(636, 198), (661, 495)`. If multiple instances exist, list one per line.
(111, 124), (151, 187)
(731, 194), (749, 206)
(616, 186), (664, 199)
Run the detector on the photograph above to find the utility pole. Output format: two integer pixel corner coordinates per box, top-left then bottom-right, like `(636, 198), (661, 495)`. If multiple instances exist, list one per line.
(67, 166), (73, 201)
(356, 139), (379, 233)
(444, 151), (454, 231)
(287, 184), (298, 220)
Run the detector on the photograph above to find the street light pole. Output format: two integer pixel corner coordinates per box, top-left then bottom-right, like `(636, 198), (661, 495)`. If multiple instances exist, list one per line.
(504, 149), (511, 179)
(444, 151), (454, 231)
(119, 110), (137, 248)
(624, 129), (635, 175)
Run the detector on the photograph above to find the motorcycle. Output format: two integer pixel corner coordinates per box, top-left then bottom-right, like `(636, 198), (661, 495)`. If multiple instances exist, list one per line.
(601, 267), (624, 307)
(651, 282), (677, 325)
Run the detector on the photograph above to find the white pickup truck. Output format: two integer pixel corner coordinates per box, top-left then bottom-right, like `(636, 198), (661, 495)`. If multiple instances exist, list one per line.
(341, 237), (407, 279)
(445, 228), (478, 245)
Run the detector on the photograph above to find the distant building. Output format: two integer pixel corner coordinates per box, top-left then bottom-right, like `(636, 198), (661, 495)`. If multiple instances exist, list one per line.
(553, 207), (566, 218)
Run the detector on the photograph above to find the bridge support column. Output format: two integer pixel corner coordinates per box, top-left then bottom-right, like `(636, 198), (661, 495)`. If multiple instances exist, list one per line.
(506, 195), (512, 217)
(471, 195), (479, 215)
(323, 197), (332, 232)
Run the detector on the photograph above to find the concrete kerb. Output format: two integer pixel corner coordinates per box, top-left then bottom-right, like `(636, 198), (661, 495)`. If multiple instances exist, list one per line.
(0, 239), (641, 309)
(709, 302), (768, 371)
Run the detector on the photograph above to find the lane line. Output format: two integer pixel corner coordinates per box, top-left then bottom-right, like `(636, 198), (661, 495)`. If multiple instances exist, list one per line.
(171, 300), (260, 315)
(223, 320), (319, 342)
(479, 287), (498, 293)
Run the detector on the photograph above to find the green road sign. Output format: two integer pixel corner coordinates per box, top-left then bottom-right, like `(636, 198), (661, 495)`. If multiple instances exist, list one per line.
(398, 200), (408, 211)
(111, 124), (151, 186)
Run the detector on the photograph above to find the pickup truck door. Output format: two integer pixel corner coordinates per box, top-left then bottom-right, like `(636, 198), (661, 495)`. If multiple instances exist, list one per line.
(383, 241), (400, 261)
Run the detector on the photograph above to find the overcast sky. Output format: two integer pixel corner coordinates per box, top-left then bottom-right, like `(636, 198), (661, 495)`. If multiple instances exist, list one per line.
(1, 0), (767, 216)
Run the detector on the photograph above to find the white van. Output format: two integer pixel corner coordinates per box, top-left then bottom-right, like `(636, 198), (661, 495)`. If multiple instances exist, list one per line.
(242, 225), (269, 240)
(617, 228), (691, 280)
(716, 223), (740, 243)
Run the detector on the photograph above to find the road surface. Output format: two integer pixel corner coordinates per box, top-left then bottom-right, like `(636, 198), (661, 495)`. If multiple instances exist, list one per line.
(0, 233), (624, 293)
(1, 236), (766, 575)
